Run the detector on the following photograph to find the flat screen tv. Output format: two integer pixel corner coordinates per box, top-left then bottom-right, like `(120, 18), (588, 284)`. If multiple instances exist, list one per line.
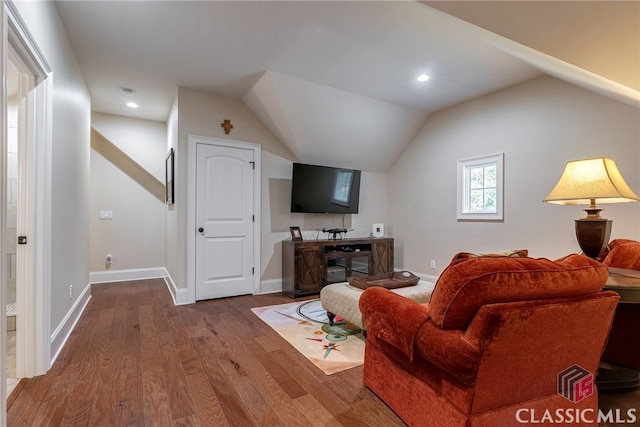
(290, 163), (361, 214)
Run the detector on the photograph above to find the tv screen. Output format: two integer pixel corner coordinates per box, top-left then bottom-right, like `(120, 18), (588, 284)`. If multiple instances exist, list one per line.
(290, 163), (361, 214)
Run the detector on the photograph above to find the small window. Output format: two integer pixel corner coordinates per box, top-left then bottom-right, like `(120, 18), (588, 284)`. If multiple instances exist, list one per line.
(457, 153), (503, 220)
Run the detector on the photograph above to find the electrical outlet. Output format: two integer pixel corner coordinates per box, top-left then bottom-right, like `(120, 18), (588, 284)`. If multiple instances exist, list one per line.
(69, 284), (73, 299)
(430, 260), (436, 269)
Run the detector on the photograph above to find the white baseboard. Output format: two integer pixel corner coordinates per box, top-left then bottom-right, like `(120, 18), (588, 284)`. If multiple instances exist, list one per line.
(50, 282), (92, 367)
(89, 267), (166, 284)
(163, 271), (190, 305)
(90, 267), (191, 306)
(258, 278), (282, 295)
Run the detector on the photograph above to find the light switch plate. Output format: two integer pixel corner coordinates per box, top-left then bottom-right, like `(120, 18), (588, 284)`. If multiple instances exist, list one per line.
(99, 210), (113, 220)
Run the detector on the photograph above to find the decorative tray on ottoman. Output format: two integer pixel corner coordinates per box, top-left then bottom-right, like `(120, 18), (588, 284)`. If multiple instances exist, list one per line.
(348, 271), (420, 290)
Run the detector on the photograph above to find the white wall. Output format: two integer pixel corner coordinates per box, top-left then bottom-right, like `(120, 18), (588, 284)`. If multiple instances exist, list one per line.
(90, 113), (166, 273)
(389, 76), (640, 276)
(14, 2), (91, 334)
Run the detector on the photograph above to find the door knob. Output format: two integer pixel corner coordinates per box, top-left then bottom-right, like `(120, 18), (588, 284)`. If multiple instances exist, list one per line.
(198, 227), (204, 233)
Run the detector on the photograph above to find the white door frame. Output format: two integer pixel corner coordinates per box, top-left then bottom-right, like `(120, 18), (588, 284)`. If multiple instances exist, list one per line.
(186, 135), (261, 304)
(1, 2), (52, 413)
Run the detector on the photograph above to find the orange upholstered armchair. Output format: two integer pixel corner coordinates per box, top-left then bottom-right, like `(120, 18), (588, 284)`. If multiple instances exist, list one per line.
(600, 239), (640, 376)
(359, 255), (619, 426)
(601, 238), (640, 270)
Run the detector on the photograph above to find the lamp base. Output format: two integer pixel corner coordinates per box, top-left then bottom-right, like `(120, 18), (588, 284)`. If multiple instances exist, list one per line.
(574, 218), (612, 259)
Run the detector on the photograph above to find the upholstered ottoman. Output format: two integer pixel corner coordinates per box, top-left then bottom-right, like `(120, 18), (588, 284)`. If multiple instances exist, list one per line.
(320, 279), (435, 330)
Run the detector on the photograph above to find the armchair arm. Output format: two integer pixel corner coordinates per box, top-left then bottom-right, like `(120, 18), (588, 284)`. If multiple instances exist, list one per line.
(359, 287), (430, 360)
(360, 287), (482, 384)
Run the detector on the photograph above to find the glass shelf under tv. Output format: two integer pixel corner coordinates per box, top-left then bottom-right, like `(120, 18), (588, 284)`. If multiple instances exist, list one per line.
(325, 252), (371, 284)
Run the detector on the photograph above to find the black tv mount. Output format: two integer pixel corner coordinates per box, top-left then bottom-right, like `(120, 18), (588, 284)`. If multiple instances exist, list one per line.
(323, 228), (349, 240)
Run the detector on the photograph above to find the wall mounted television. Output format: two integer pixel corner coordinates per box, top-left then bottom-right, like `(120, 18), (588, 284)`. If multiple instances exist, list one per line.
(290, 163), (361, 214)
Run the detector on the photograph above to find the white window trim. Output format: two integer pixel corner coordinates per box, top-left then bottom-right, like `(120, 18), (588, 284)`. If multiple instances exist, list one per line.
(457, 153), (504, 221)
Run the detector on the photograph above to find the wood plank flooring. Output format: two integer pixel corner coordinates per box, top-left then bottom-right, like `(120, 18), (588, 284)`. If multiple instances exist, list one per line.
(6, 279), (639, 426)
(6, 279), (405, 426)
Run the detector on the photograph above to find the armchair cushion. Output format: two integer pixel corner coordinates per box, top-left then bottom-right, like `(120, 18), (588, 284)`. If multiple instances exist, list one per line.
(429, 254), (608, 329)
(601, 239), (640, 270)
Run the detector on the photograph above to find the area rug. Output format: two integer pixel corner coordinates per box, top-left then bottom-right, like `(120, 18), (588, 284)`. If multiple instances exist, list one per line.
(251, 299), (365, 375)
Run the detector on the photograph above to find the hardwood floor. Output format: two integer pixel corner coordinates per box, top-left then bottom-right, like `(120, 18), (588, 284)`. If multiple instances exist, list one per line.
(7, 279), (404, 426)
(6, 279), (639, 426)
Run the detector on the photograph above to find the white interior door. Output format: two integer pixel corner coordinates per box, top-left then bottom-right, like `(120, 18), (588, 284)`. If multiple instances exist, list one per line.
(195, 143), (254, 300)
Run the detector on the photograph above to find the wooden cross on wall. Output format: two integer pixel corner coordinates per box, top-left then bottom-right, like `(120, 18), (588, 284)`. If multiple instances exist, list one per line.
(221, 119), (234, 135)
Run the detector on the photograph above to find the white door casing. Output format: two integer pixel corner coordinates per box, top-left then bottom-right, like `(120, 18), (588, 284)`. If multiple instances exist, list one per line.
(187, 136), (261, 303)
(0, 2), (53, 420)
(7, 4), (52, 378)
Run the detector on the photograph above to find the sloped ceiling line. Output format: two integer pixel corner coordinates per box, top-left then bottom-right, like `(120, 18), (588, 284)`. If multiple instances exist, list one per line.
(422, 1), (640, 107)
(243, 71), (430, 173)
(242, 71), (303, 162)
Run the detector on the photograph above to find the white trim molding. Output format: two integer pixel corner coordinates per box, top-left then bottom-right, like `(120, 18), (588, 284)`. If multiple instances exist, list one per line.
(89, 267), (167, 284)
(2, 0), (54, 395)
(163, 270), (189, 305)
(89, 267), (190, 306)
(457, 152), (504, 221)
(49, 282), (92, 367)
(258, 278), (282, 295)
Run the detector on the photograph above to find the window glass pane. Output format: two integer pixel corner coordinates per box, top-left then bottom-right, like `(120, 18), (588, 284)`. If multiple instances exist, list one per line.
(484, 165), (497, 187)
(470, 189), (484, 211)
(470, 167), (484, 189)
(484, 188), (497, 212)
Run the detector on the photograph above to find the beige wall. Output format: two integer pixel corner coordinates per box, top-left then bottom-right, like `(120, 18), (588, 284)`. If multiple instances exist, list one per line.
(167, 87), (390, 293)
(168, 87), (296, 292)
(90, 113), (166, 272)
(14, 2), (92, 333)
(165, 97), (179, 288)
(389, 76), (640, 276)
(92, 113), (166, 179)
(260, 151), (389, 284)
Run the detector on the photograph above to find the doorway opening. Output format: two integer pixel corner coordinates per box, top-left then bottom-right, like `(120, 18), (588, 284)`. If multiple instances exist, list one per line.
(2, 3), (53, 411)
(5, 57), (20, 397)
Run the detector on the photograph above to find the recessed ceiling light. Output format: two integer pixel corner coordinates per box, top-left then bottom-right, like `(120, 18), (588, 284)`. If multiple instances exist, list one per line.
(416, 74), (430, 82)
(126, 102), (138, 108)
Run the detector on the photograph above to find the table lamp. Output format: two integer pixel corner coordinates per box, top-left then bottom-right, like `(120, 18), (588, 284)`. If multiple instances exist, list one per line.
(543, 157), (640, 259)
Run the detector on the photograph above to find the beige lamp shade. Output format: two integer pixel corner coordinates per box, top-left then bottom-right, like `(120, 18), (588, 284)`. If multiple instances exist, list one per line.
(544, 157), (640, 206)
(544, 157), (639, 258)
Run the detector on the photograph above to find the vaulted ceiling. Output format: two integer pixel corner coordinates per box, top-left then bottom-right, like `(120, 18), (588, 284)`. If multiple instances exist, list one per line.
(55, 1), (639, 173)
(425, 1), (640, 92)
